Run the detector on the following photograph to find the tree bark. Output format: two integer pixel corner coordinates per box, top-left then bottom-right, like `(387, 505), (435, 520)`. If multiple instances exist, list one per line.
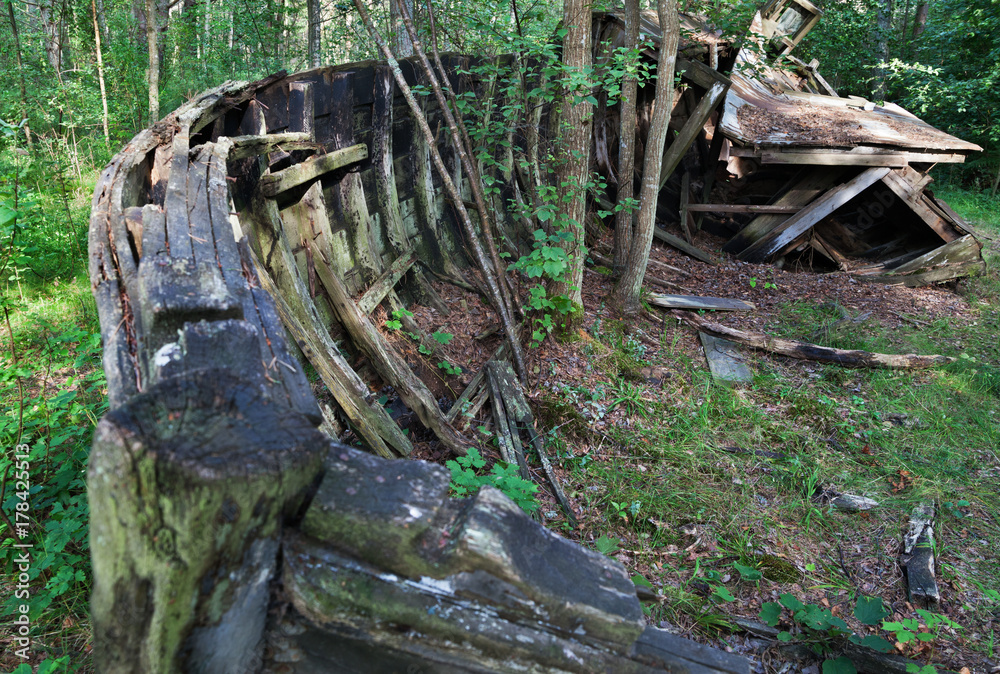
(612, 0), (640, 277)
(38, 0), (67, 81)
(92, 0), (111, 146)
(391, 0), (414, 56)
(307, 0), (321, 67)
(6, 1), (31, 149)
(911, 0), (929, 40)
(873, 0), (893, 100)
(547, 0), (594, 326)
(146, 0), (160, 122)
(611, 0), (678, 314)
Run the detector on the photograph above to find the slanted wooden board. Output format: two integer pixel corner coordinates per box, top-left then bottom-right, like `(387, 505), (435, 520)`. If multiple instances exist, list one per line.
(647, 293), (755, 311)
(259, 143), (368, 197)
(652, 227), (720, 264)
(723, 168), (844, 254)
(658, 78), (730, 190)
(357, 250), (418, 315)
(699, 332), (752, 385)
(854, 234), (985, 286)
(901, 503), (939, 606)
(880, 169), (959, 242)
(738, 167), (891, 263)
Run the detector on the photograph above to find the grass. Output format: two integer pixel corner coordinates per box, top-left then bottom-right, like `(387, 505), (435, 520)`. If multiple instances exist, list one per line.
(552, 187), (1000, 671)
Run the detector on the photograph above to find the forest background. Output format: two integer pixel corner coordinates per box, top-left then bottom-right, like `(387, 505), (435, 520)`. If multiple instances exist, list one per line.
(1, 0), (999, 671)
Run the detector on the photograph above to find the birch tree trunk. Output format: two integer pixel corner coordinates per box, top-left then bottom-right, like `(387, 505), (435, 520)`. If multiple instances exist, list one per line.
(5, 0), (32, 149)
(92, 0), (111, 145)
(547, 0), (594, 328)
(146, 0), (160, 123)
(612, 0), (640, 277)
(611, 0), (678, 314)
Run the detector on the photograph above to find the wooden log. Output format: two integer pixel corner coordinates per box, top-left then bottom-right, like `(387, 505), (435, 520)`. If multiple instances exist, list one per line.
(676, 311), (955, 369)
(647, 293), (755, 312)
(658, 78), (730, 190)
(738, 167), (891, 263)
(723, 168), (844, 253)
(89, 371), (326, 674)
(258, 143), (368, 198)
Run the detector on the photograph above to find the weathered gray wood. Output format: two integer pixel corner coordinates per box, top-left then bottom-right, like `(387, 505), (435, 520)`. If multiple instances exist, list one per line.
(357, 250), (417, 315)
(901, 503), (939, 606)
(687, 204), (802, 214)
(758, 150), (967, 166)
(163, 125), (194, 260)
(658, 79), (729, 190)
(880, 169), (959, 242)
(652, 226), (720, 264)
(678, 311), (955, 369)
(723, 168), (843, 253)
(699, 332), (752, 385)
(258, 143), (368, 198)
(630, 626), (750, 674)
(738, 167), (891, 263)
(227, 132), (314, 160)
(647, 293), (755, 312)
(486, 361), (531, 478)
(679, 171), (693, 243)
(855, 234), (984, 285)
(89, 371), (326, 674)
(676, 57), (731, 90)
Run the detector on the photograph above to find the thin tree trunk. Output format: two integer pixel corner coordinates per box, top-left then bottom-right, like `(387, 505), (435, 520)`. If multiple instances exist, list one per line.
(900, 0), (911, 58)
(39, 0), (65, 81)
(873, 0), (893, 100)
(307, 0), (321, 67)
(611, 0), (678, 314)
(911, 0), (929, 40)
(612, 0), (640, 277)
(6, 1), (32, 149)
(146, 0), (160, 122)
(391, 0), (414, 56)
(547, 0), (594, 326)
(92, 0), (110, 146)
(991, 160), (1000, 197)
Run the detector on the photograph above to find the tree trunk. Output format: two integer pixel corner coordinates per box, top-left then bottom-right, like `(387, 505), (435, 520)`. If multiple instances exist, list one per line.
(146, 0), (160, 123)
(911, 0), (929, 40)
(307, 0), (321, 67)
(6, 1), (31, 149)
(873, 0), (893, 101)
(547, 0), (594, 327)
(38, 0), (66, 81)
(92, 0), (111, 146)
(391, 0), (414, 57)
(612, 0), (640, 277)
(611, 0), (678, 314)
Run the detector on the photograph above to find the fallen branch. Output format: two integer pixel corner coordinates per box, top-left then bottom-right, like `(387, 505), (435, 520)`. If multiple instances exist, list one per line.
(675, 311), (955, 369)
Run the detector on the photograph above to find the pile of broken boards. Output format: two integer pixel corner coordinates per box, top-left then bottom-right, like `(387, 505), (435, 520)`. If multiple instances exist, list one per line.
(593, 5), (985, 287)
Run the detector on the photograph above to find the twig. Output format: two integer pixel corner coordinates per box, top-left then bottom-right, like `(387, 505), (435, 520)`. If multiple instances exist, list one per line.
(0, 464), (18, 540)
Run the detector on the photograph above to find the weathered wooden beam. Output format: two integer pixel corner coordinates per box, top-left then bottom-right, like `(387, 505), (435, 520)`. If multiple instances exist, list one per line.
(677, 311), (955, 369)
(647, 293), (755, 312)
(738, 167), (891, 263)
(880, 169), (959, 242)
(89, 371), (326, 674)
(356, 250), (418, 315)
(652, 226), (720, 264)
(854, 234), (985, 286)
(700, 331), (753, 385)
(227, 132), (314, 160)
(679, 171), (693, 243)
(676, 57), (731, 90)
(659, 78), (730, 190)
(723, 169), (843, 253)
(900, 503), (939, 606)
(687, 204), (802, 214)
(758, 149), (967, 166)
(259, 143), (368, 198)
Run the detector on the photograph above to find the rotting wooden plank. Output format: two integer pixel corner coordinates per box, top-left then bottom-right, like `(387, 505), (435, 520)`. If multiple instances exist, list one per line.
(855, 234), (984, 285)
(187, 146), (217, 266)
(228, 132), (314, 160)
(687, 204), (802, 214)
(699, 332), (753, 385)
(676, 58), (730, 90)
(318, 247), (473, 456)
(445, 340), (511, 426)
(758, 149), (967, 166)
(901, 503), (939, 606)
(652, 226), (720, 265)
(677, 311), (954, 369)
(248, 248), (405, 459)
(259, 143), (368, 198)
(163, 125), (194, 260)
(679, 172), (693, 243)
(738, 167), (891, 263)
(647, 293), (755, 312)
(357, 250), (418, 315)
(723, 168), (843, 253)
(486, 361), (531, 480)
(880, 169), (959, 242)
(811, 231), (850, 270)
(658, 79), (729, 190)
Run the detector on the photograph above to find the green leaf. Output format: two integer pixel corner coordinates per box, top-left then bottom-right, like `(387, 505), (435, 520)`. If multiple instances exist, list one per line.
(711, 586), (735, 602)
(595, 535), (619, 555)
(631, 573), (653, 588)
(760, 602), (783, 626)
(779, 593), (806, 612)
(851, 634), (894, 653)
(896, 630), (916, 643)
(733, 562), (762, 582)
(822, 656), (857, 674)
(777, 630), (794, 642)
(854, 596), (890, 625)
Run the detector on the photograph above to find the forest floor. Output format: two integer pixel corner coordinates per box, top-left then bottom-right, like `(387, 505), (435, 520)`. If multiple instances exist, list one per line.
(380, 186), (1000, 674)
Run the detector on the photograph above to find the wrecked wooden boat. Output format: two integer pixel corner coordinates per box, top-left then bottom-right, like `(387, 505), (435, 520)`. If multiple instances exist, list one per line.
(86, 5), (982, 671)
